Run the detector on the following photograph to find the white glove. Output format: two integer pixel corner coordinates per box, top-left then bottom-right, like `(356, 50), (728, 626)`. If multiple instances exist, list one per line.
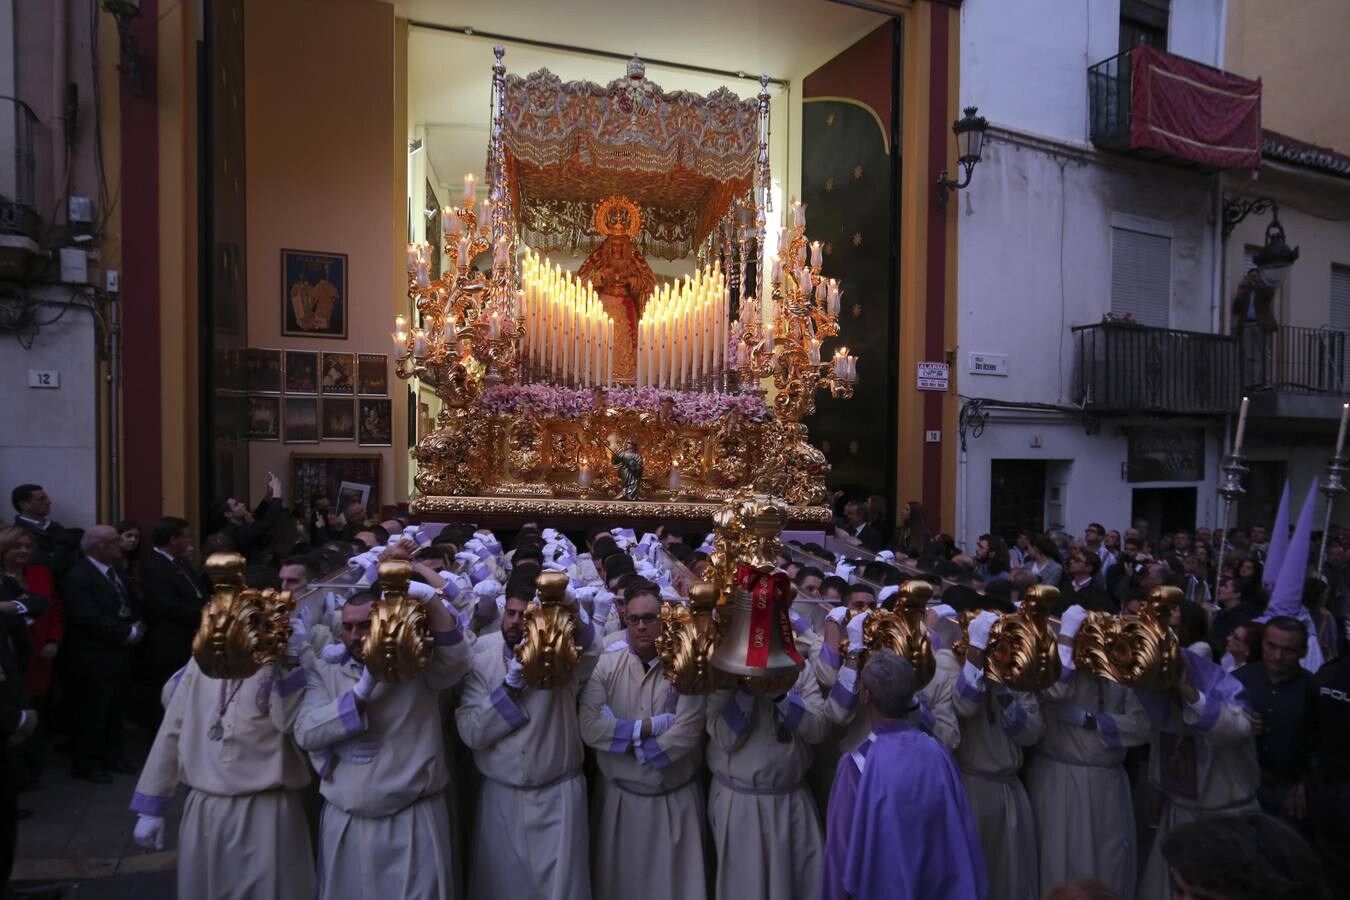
(405, 580), (438, 602)
(648, 712), (675, 737)
(286, 606), (311, 657)
(837, 665), (858, 695)
(133, 814), (165, 851)
(968, 610), (1000, 650)
(594, 590), (615, 624)
(353, 668), (377, 702)
(826, 605), (848, 626)
(1060, 605), (1089, 640)
(846, 610), (871, 652)
(504, 656), (526, 690)
(454, 551), (478, 570)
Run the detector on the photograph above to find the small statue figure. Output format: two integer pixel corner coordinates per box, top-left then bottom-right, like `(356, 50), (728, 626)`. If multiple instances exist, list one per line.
(612, 438), (644, 501)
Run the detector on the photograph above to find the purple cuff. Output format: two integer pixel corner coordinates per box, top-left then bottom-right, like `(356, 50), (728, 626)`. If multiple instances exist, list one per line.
(720, 699), (750, 737)
(1001, 695), (1029, 737)
(490, 685), (528, 730)
(915, 697), (936, 731)
(779, 693), (807, 732)
(819, 642), (841, 670)
(576, 620), (596, 651)
(829, 680), (858, 711)
(432, 627), (463, 647)
(610, 719), (635, 753)
(791, 614), (811, 635)
(955, 670), (983, 703)
(275, 667), (307, 698)
(441, 579), (461, 601)
(640, 736), (672, 769)
(1097, 712), (1122, 749)
(338, 690), (365, 736)
(130, 791), (171, 817)
(474, 546), (494, 560)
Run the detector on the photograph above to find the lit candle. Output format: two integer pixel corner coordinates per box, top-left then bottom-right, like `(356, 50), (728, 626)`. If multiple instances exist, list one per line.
(809, 338), (821, 365)
(391, 329), (409, 360)
(1233, 395), (1250, 454)
(668, 465), (681, 493)
(810, 241), (823, 268)
(1337, 403), (1350, 456)
(457, 238), (470, 266)
(493, 236), (510, 271)
(447, 208), (461, 237)
(394, 313), (408, 333)
(579, 466), (592, 490)
(405, 244), (418, 271)
(792, 200), (805, 228)
(411, 328), (428, 359)
(463, 173), (477, 204)
(800, 268), (813, 294)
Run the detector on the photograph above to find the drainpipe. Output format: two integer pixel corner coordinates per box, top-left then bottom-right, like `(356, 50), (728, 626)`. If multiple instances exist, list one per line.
(108, 287), (121, 522)
(51, 0), (68, 203)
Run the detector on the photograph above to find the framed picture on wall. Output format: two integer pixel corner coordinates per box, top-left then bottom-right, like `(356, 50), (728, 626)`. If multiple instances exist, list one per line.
(321, 397), (355, 441)
(246, 348), (282, 394)
(247, 395), (281, 441)
(283, 397), (318, 443)
(358, 398), (393, 446)
(320, 352), (355, 395)
(290, 452), (381, 514)
(357, 353), (388, 396)
(281, 248), (347, 339)
(284, 350), (319, 393)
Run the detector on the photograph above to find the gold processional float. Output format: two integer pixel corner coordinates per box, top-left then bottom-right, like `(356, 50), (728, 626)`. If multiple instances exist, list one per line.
(188, 51), (1185, 696)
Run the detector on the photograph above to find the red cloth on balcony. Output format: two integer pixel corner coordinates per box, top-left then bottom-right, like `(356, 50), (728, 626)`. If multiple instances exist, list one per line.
(1129, 44), (1261, 170)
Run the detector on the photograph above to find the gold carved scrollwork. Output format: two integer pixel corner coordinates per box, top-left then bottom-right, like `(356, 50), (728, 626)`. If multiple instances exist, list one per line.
(193, 552), (269, 680)
(1104, 586), (1184, 692)
(506, 402), (546, 481)
(655, 583), (725, 695)
(363, 561), (435, 684)
(985, 585), (1062, 692)
(516, 572), (581, 689)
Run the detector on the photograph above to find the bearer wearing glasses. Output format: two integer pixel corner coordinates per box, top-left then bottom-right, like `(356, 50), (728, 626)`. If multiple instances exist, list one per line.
(579, 581), (708, 900)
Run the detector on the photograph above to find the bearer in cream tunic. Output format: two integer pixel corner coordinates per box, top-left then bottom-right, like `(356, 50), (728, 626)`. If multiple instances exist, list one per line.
(1028, 605), (1152, 900)
(129, 634), (314, 899)
(705, 664), (830, 900)
(295, 588), (471, 900)
(579, 588), (708, 900)
(456, 583), (600, 900)
(951, 610), (1045, 900)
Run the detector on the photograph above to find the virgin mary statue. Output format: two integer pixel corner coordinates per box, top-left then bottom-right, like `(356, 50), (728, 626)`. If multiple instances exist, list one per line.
(576, 196), (656, 383)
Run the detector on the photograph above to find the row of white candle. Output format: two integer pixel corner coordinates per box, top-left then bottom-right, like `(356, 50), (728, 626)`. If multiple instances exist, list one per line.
(520, 249), (615, 387)
(635, 265), (730, 389)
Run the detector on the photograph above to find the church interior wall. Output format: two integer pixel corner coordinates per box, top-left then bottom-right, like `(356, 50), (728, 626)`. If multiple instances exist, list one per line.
(243, 0), (399, 510)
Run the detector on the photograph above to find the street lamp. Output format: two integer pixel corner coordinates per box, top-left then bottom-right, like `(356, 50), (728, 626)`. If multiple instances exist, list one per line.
(103, 0), (143, 96)
(1252, 205), (1299, 287)
(936, 106), (989, 209)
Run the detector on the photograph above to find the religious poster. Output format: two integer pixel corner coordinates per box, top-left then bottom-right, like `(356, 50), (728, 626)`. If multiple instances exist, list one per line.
(322, 397), (355, 441)
(289, 452), (381, 512)
(358, 353), (388, 396)
(281, 248), (347, 338)
(320, 352), (355, 395)
(246, 395), (280, 440)
(358, 398), (393, 446)
(245, 348), (282, 394)
(284, 350), (318, 393)
(283, 397), (318, 443)
(1127, 428), (1205, 482)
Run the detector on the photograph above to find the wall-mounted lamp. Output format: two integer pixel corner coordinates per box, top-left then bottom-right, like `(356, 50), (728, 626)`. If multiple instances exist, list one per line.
(1251, 205), (1299, 288)
(103, 0), (144, 97)
(936, 106), (989, 209)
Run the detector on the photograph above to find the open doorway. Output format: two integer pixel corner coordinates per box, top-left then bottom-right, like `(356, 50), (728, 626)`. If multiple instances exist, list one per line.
(990, 460), (1047, 542)
(1131, 487), (1197, 537)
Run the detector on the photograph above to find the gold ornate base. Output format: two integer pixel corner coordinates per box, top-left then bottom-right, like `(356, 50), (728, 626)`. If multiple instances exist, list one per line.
(410, 493), (832, 527)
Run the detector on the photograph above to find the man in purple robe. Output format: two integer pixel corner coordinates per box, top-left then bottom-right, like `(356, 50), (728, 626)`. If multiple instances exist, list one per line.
(820, 650), (988, 900)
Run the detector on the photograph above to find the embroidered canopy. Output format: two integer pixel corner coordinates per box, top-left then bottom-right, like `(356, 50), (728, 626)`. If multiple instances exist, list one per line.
(500, 61), (760, 260)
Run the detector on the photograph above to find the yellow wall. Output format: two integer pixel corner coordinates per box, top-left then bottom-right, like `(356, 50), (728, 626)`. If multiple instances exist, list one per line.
(1226, 0), (1350, 153)
(244, 0), (400, 510)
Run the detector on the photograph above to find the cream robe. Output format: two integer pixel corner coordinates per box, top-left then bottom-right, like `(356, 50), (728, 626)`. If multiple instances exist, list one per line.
(951, 663), (1044, 900)
(578, 648), (708, 900)
(456, 625), (600, 900)
(705, 666), (830, 900)
(816, 642), (961, 753)
(131, 660), (314, 900)
(1136, 691), (1258, 900)
(295, 628), (472, 900)
(1028, 667), (1152, 899)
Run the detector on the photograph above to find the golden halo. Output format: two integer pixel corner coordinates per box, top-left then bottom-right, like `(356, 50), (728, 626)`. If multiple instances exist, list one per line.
(593, 195), (642, 238)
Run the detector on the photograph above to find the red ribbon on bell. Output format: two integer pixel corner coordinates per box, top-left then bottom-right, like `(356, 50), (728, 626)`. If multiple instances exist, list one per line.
(734, 565), (802, 668)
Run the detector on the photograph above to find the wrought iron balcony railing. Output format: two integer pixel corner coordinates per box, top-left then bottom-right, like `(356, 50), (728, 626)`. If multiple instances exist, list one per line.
(0, 96), (39, 239)
(1073, 321), (1240, 415)
(1239, 325), (1346, 396)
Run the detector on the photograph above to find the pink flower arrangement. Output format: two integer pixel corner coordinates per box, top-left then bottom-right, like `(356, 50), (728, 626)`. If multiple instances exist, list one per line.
(478, 383), (769, 426)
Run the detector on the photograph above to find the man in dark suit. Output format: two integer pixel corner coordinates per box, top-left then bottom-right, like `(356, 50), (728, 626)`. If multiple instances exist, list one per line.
(207, 471), (285, 564)
(10, 483), (82, 578)
(139, 517), (207, 712)
(62, 525), (144, 783)
(1062, 550), (1116, 613)
(841, 500), (886, 553)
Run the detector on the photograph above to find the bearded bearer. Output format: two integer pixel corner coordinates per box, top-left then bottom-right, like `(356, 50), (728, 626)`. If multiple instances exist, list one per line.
(579, 584), (708, 900)
(705, 663), (830, 900)
(951, 609), (1045, 900)
(1027, 605), (1152, 898)
(456, 576), (599, 900)
(295, 585), (471, 900)
(128, 611), (315, 899)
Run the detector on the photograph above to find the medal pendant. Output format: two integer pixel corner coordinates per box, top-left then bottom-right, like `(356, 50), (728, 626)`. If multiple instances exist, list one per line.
(208, 719), (224, 741)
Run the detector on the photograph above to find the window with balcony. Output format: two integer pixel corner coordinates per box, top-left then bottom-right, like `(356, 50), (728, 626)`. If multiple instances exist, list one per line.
(1110, 223), (1171, 328)
(1120, 0), (1169, 53)
(1332, 264), (1350, 332)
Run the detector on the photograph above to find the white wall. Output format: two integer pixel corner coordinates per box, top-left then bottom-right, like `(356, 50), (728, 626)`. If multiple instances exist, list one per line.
(957, 137), (1219, 408)
(960, 0), (1227, 147)
(0, 290), (100, 529)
